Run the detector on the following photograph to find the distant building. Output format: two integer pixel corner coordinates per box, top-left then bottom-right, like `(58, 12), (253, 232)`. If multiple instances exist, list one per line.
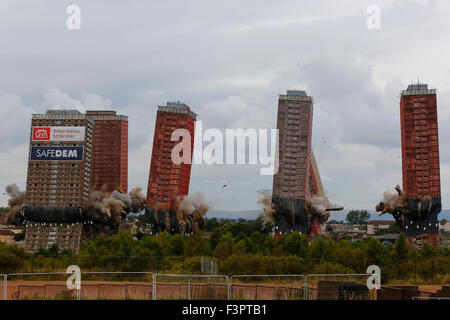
(146, 102), (197, 210)
(0, 216), (7, 225)
(400, 83), (440, 198)
(272, 90), (314, 200)
(25, 110), (94, 207)
(379, 233), (399, 244)
(367, 220), (395, 235)
(328, 224), (363, 234)
(271, 90), (328, 236)
(399, 83), (441, 246)
(86, 110), (128, 193)
(0, 229), (16, 245)
(23, 109), (129, 254)
(439, 219), (450, 233)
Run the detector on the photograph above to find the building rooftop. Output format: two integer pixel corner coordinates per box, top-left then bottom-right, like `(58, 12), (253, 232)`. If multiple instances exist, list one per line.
(380, 233), (399, 240)
(279, 90), (312, 102)
(86, 110), (128, 121)
(287, 90), (307, 96)
(407, 84), (428, 91)
(401, 83), (436, 96)
(158, 101), (197, 119)
(368, 220), (396, 225)
(0, 229), (16, 236)
(46, 109), (82, 115)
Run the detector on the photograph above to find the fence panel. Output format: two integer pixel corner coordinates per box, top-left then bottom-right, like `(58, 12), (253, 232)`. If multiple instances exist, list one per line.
(153, 274), (229, 300)
(304, 273), (374, 300)
(2, 270), (449, 300)
(230, 275), (304, 300)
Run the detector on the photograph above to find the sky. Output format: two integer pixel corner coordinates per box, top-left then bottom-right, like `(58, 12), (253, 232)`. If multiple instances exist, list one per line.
(1, 0), (450, 216)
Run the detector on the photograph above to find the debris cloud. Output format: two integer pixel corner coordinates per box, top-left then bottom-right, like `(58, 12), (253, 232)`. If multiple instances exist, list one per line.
(83, 187), (147, 237)
(257, 189), (275, 223)
(5, 184), (25, 225)
(376, 185), (407, 215)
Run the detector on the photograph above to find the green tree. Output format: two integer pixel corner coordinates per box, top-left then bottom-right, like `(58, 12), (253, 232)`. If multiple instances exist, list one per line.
(281, 233), (308, 257)
(394, 232), (409, 260)
(346, 210), (371, 225)
(213, 232), (234, 260)
(232, 240), (247, 255)
(168, 234), (186, 256)
(366, 236), (388, 264)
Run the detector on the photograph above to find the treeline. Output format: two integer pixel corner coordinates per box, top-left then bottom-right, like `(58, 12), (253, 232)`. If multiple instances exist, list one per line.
(0, 217), (449, 284)
(0, 207), (10, 216)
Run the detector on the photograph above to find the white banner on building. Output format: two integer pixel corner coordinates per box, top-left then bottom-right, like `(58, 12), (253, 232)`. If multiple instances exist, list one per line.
(32, 126), (85, 142)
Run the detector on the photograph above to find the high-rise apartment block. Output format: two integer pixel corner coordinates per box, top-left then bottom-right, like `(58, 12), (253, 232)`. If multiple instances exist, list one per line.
(24, 110), (93, 252)
(23, 109), (129, 253)
(272, 90), (314, 200)
(400, 84), (440, 198)
(146, 102), (196, 210)
(25, 110), (94, 207)
(86, 110), (128, 193)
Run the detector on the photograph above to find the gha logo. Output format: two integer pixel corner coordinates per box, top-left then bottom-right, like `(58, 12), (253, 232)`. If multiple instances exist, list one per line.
(32, 127), (50, 141)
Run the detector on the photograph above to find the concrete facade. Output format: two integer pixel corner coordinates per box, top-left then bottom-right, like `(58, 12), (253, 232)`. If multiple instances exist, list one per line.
(25, 110), (94, 207)
(272, 90), (314, 200)
(367, 220), (395, 235)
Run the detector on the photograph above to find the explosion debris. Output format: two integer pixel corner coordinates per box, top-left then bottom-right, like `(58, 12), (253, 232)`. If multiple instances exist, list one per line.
(5, 184), (25, 225)
(259, 190), (341, 237)
(9, 186), (147, 239)
(143, 191), (209, 236)
(375, 185), (441, 238)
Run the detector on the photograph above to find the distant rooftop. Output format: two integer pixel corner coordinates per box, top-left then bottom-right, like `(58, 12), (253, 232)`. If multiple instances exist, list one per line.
(86, 110), (128, 121)
(407, 84), (428, 91)
(402, 83), (436, 96)
(368, 220), (396, 225)
(287, 90), (307, 96)
(167, 102), (190, 109)
(279, 89), (312, 102)
(158, 101), (197, 119)
(46, 109), (82, 115)
(33, 109), (91, 121)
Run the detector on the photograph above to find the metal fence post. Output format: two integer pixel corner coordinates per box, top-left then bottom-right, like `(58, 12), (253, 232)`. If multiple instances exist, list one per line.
(188, 277), (191, 300)
(152, 274), (156, 300)
(77, 271), (81, 300)
(3, 274), (7, 301)
(303, 276), (308, 300)
(227, 276), (231, 301)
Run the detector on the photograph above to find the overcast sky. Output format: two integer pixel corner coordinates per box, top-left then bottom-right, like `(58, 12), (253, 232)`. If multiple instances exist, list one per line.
(1, 0), (449, 215)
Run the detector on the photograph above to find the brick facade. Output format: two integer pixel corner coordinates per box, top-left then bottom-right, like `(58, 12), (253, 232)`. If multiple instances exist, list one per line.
(146, 102), (196, 210)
